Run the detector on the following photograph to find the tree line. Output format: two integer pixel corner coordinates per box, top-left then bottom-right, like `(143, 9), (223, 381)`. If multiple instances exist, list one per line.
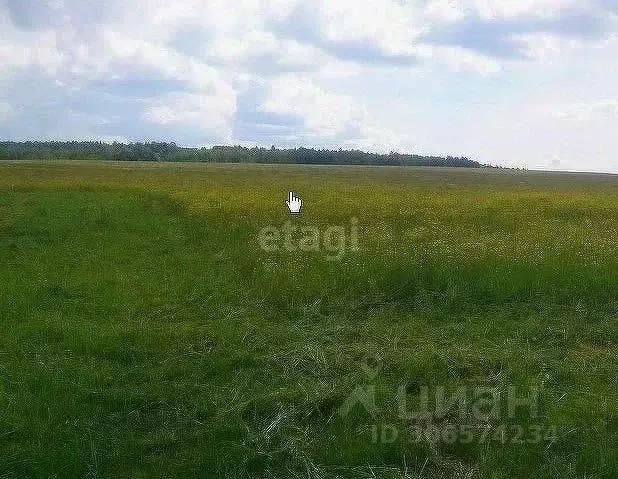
(0, 141), (493, 168)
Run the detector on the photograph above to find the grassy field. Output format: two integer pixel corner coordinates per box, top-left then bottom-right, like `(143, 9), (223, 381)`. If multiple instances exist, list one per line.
(0, 160), (616, 478)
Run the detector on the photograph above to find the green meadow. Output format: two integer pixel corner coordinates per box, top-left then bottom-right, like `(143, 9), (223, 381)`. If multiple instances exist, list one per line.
(0, 161), (616, 478)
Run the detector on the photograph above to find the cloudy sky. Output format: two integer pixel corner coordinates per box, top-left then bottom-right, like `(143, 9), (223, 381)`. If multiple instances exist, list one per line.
(1, 1), (617, 172)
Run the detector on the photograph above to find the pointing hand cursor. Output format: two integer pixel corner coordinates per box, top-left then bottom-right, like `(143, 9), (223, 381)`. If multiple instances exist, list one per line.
(286, 191), (302, 214)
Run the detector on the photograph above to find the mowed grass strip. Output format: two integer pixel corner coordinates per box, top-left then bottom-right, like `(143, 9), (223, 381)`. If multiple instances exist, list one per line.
(0, 161), (616, 478)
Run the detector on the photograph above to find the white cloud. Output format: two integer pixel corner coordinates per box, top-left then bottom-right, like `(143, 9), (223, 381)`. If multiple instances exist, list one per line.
(424, 0), (468, 23)
(421, 0), (585, 27)
(260, 73), (411, 153)
(471, 0), (578, 19)
(415, 44), (502, 73)
(143, 90), (236, 140)
(262, 74), (367, 135)
(316, 0), (426, 55)
(546, 99), (618, 122)
(0, 102), (13, 123)
(207, 30), (278, 60)
(0, 28), (65, 75)
(0, 0), (617, 171)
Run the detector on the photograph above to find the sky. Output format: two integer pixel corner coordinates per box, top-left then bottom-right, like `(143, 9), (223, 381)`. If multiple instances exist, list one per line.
(0, 0), (617, 172)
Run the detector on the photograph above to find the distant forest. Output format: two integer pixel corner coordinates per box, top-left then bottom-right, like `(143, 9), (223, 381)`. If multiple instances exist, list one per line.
(0, 141), (492, 168)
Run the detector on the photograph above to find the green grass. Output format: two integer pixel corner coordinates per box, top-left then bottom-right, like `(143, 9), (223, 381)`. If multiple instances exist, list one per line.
(0, 161), (616, 478)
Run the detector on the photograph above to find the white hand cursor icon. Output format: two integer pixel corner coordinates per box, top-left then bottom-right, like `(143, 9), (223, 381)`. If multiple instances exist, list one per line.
(286, 191), (302, 214)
